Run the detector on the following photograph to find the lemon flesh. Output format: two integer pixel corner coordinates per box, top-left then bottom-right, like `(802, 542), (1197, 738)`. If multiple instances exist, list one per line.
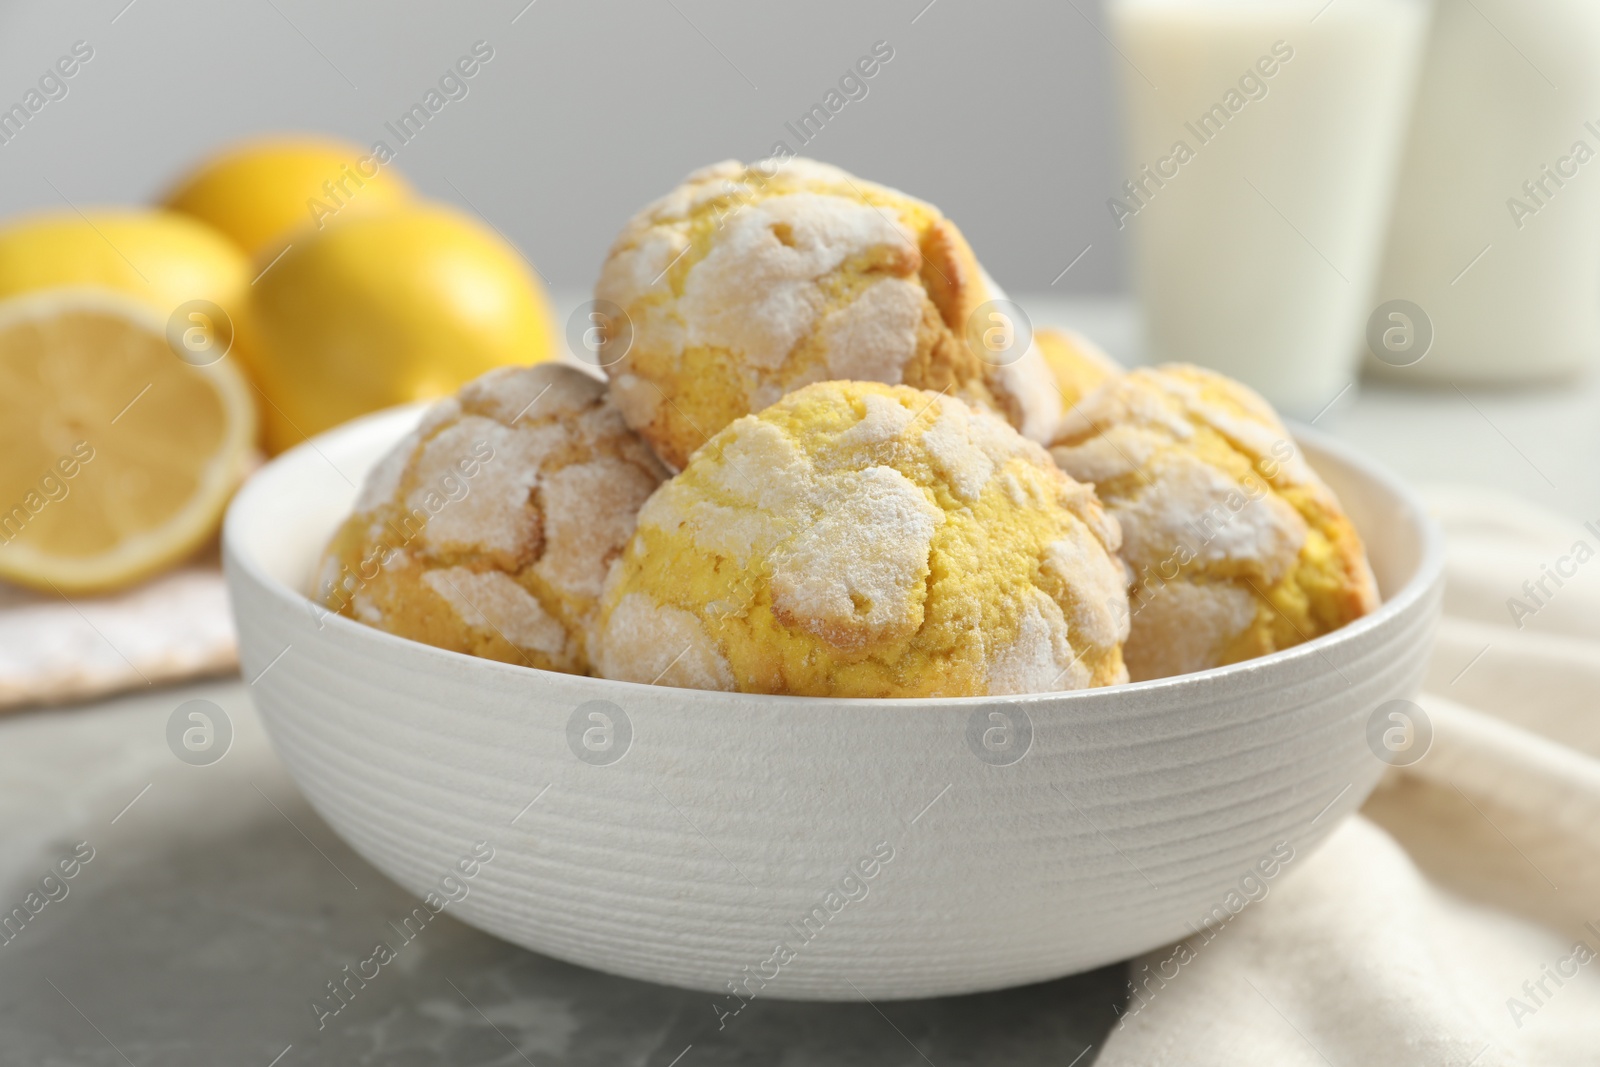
(0, 290), (254, 593)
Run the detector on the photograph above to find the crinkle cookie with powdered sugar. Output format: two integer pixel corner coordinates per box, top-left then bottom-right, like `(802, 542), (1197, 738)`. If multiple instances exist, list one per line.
(314, 363), (667, 675)
(590, 380), (1130, 697)
(1048, 363), (1379, 682)
(594, 157), (1061, 470)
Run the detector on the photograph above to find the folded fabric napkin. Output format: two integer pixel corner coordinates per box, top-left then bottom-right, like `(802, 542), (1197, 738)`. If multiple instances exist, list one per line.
(0, 558), (236, 710)
(1098, 486), (1600, 1066)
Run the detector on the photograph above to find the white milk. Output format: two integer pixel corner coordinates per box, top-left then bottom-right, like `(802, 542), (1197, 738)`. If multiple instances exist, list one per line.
(1109, 0), (1429, 417)
(1373, 0), (1600, 383)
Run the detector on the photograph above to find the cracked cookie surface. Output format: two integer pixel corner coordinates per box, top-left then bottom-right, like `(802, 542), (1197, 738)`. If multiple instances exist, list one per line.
(1048, 363), (1379, 681)
(596, 157), (1060, 470)
(592, 380), (1129, 697)
(315, 363), (667, 674)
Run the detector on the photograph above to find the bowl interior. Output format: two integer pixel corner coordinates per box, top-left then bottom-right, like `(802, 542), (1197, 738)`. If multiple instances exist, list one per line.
(235, 403), (428, 599)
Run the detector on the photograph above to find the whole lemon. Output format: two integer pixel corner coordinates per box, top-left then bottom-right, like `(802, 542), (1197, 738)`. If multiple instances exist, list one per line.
(0, 208), (249, 314)
(244, 203), (555, 453)
(162, 135), (413, 258)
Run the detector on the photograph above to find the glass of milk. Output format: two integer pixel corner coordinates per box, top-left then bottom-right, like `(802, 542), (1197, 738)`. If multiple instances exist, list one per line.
(1372, 0), (1600, 384)
(1109, 0), (1431, 418)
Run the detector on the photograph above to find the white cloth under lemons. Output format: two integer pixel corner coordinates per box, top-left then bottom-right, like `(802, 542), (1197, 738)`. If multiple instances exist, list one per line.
(1098, 487), (1600, 1066)
(0, 562), (235, 710)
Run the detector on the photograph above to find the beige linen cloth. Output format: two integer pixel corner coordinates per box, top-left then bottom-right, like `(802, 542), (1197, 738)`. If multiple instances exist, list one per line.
(1099, 486), (1600, 1066)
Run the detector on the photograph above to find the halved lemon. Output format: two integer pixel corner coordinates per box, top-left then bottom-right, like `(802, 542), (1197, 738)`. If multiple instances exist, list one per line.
(0, 288), (255, 594)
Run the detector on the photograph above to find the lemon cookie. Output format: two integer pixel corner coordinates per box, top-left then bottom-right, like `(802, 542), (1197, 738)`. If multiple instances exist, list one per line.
(1035, 327), (1121, 410)
(594, 158), (1060, 470)
(1048, 364), (1378, 681)
(591, 380), (1129, 697)
(315, 364), (667, 673)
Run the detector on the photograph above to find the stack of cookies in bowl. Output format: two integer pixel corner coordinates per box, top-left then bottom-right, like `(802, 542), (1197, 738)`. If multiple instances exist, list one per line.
(315, 157), (1378, 696)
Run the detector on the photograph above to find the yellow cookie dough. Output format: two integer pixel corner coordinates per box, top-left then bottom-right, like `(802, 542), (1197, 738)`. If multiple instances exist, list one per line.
(592, 380), (1130, 697)
(315, 364), (667, 674)
(1047, 364), (1378, 681)
(595, 158), (1061, 470)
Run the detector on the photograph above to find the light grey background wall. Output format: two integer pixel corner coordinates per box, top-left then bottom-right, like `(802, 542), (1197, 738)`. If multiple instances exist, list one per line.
(0, 0), (1123, 294)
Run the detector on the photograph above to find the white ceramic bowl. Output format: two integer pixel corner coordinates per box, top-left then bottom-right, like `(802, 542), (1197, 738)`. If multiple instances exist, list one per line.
(224, 404), (1443, 1002)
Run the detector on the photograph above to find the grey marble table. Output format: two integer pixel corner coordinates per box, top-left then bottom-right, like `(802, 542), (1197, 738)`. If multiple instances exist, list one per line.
(0, 679), (1124, 1066)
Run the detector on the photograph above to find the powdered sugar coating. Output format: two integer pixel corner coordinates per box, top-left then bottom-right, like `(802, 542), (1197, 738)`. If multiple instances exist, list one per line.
(987, 587), (1082, 694)
(590, 593), (736, 691)
(679, 193), (912, 372)
(315, 363), (668, 674)
(819, 278), (924, 385)
(422, 568), (574, 661)
(595, 157), (1062, 470)
(1127, 580), (1259, 679)
(1111, 451), (1308, 582)
(767, 464), (946, 650)
(592, 380), (1129, 697)
(1049, 363), (1378, 681)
